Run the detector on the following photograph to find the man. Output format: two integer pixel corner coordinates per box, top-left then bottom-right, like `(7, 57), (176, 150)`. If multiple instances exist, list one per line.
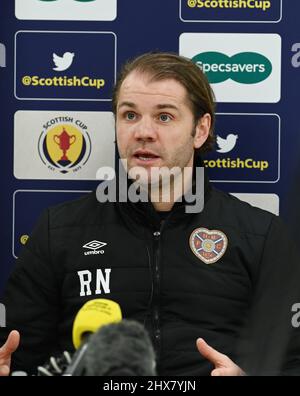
(0, 53), (299, 376)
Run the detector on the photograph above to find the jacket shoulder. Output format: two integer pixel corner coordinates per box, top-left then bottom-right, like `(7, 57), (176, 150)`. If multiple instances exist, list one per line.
(47, 191), (104, 229)
(209, 188), (276, 236)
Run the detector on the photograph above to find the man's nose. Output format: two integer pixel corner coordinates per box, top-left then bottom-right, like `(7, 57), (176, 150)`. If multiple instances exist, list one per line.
(133, 117), (157, 141)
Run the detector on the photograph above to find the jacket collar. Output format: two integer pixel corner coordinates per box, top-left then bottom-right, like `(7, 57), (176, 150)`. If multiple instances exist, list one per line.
(115, 154), (211, 232)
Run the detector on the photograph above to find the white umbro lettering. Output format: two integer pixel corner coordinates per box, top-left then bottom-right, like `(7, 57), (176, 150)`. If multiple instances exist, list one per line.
(77, 269), (111, 297)
(83, 240), (107, 256)
(84, 250), (105, 256)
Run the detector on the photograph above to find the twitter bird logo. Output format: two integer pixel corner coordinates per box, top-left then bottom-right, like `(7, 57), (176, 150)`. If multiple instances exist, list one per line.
(52, 52), (75, 72)
(216, 134), (238, 153)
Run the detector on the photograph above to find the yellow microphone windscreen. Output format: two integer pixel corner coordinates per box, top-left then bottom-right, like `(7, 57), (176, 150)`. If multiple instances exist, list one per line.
(72, 299), (122, 349)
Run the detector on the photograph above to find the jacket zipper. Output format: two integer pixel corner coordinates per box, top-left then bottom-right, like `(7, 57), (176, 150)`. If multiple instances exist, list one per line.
(151, 220), (166, 363)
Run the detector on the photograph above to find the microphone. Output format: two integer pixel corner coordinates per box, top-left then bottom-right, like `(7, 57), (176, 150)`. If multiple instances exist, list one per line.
(83, 320), (156, 376)
(71, 299), (122, 349)
(38, 299), (156, 376)
(62, 298), (122, 376)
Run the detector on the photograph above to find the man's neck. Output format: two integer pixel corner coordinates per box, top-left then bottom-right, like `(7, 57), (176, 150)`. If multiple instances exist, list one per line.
(150, 165), (193, 212)
(152, 201), (174, 212)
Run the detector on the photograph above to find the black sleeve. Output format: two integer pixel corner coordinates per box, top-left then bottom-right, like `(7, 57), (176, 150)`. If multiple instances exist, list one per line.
(0, 209), (60, 374)
(238, 216), (300, 375)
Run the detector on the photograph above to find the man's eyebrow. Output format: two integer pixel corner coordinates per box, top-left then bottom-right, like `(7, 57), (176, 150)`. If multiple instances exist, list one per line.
(118, 101), (137, 109)
(156, 104), (179, 111)
(117, 102), (180, 111)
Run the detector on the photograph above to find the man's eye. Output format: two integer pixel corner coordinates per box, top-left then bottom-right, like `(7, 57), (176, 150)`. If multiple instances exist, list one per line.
(159, 114), (172, 122)
(125, 112), (136, 121)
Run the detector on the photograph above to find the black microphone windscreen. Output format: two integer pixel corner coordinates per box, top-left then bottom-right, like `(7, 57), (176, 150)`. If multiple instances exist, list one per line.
(84, 319), (156, 376)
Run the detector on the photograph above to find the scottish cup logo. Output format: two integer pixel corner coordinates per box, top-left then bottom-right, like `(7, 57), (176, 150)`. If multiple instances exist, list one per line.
(53, 128), (77, 165)
(38, 118), (91, 174)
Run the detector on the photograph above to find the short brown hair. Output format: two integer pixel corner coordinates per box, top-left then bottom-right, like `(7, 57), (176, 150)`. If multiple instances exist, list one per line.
(112, 52), (216, 153)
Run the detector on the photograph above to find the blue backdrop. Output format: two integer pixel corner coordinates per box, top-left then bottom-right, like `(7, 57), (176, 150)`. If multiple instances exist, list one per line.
(1, 0), (300, 295)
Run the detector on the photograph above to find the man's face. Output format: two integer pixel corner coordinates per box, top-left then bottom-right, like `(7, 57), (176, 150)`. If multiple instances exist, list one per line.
(116, 71), (209, 183)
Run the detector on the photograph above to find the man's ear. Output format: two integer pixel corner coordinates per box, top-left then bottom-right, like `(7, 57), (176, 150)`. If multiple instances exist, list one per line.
(193, 113), (211, 149)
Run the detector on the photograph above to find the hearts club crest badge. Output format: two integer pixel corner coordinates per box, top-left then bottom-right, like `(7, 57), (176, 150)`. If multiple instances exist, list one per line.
(189, 228), (228, 264)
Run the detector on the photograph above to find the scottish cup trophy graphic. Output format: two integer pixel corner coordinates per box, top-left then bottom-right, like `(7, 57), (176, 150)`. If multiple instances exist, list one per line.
(54, 128), (76, 166)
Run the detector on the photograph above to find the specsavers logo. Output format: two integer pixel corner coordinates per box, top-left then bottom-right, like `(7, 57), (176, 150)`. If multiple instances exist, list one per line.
(192, 52), (272, 84)
(179, 33), (281, 103)
(38, 117), (91, 174)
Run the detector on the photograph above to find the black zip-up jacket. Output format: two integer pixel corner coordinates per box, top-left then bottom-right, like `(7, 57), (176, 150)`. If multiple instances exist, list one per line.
(1, 175), (300, 375)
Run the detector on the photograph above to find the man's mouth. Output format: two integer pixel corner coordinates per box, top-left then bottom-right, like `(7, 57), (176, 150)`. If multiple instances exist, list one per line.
(133, 150), (160, 162)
